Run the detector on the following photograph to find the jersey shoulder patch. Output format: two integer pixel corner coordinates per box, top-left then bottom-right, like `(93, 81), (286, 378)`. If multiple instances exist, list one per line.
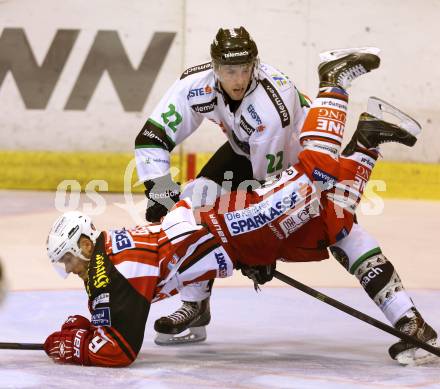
(110, 229), (135, 254)
(259, 63), (292, 92)
(180, 62), (212, 79)
(259, 78), (291, 128)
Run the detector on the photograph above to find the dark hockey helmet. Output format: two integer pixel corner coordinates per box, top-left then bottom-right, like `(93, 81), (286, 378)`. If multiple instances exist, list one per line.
(210, 27), (258, 66)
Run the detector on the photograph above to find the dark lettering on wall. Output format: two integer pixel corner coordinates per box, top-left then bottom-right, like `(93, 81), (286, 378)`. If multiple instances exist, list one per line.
(0, 28), (79, 109)
(65, 31), (175, 111)
(0, 29), (176, 112)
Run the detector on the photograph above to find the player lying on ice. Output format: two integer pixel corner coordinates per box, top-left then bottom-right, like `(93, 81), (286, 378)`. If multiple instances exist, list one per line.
(44, 93), (431, 366)
(135, 27), (437, 367)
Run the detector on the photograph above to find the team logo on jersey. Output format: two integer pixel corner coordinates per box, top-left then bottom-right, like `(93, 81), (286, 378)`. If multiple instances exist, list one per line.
(260, 78), (290, 128)
(191, 97), (217, 113)
(187, 85), (213, 100)
(91, 307), (111, 326)
(180, 62), (212, 79)
(270, 72), (290, 90)
(110, 229), (134, 254)
(239, 115), (255, 136)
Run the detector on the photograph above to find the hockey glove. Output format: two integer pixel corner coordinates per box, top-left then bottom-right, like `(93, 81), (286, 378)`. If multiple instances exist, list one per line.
(240, 263), (276, 290)
(44, 315), (92, 365)
(144, 174), (180, 222)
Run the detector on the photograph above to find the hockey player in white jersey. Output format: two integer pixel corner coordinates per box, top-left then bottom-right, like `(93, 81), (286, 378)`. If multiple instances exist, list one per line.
(134, 27), (436, 364)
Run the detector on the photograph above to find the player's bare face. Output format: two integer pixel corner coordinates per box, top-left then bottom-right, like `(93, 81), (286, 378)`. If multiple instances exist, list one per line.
(60, 253), (89, 281)
(217, 63), (253, 100)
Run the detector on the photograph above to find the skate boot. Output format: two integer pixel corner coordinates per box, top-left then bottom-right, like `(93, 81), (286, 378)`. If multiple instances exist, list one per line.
(318, 47), (381, 89)
(154, 297), (211, 345)
(389, 308), (439, 365)
(342, 97), (421, 156)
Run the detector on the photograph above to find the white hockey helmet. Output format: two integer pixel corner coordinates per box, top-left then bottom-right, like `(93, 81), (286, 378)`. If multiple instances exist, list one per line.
(46, 211), (101, 278)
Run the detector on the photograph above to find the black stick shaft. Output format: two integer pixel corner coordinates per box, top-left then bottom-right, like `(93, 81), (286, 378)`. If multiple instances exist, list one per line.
(274, 270), (440, 357)
(0, 342), (44, 350)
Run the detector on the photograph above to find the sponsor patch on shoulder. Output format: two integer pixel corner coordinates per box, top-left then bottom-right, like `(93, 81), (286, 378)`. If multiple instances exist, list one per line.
(110, 229), (134, 254)
(91, 307), (111, 326)
(180, 62), (212, 79)
(270, 72), (291, 91)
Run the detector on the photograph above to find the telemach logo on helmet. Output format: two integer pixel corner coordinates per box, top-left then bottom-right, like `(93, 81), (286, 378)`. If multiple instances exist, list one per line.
(223, 51), (249, 59)
(211, 26), (258, 66)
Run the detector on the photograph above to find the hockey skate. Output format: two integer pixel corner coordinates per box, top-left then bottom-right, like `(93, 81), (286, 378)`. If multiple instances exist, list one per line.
(342, 97), (421, 156)
(389, 308), (439, 365)
(318, 47), (381, 89)
(154, 298), (211, 345)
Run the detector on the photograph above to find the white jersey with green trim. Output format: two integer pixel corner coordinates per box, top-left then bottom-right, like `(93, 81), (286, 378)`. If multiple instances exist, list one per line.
(135, 62), (307, 181)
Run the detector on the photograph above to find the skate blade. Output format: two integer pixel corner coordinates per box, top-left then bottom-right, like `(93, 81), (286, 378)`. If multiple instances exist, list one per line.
(367, 96), (422, 137)
(154, 326), (207, 346)
(396, 339), (440, 366)
(319, 47), (381, 63)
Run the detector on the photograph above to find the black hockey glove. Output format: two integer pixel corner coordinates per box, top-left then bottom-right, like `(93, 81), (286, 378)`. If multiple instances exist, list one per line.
(144, 174), (180, 222)
(240, 263), (276, 291)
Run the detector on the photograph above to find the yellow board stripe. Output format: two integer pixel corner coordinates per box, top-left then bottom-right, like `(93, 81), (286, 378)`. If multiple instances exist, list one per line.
(0, 151), (439, 199)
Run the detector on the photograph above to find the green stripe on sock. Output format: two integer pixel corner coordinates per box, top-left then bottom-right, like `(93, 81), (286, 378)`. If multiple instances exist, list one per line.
(349, 247), (382, 274)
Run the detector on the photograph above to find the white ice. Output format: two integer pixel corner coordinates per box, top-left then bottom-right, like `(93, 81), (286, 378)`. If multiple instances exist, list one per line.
(1, 287), (440, 389)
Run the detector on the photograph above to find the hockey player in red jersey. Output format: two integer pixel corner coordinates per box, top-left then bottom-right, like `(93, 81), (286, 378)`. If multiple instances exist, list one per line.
(44, 84), (426, 366)
(45, 213), (235, 366)
(141, 27), (436, 367)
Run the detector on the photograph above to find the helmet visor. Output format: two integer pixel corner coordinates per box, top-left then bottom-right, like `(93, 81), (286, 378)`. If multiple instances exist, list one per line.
(214, 62), (254, 83)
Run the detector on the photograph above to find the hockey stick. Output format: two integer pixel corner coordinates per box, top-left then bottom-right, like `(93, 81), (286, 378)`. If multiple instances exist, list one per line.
(274, 270), (440, 357)
(0, 342), (44, 350)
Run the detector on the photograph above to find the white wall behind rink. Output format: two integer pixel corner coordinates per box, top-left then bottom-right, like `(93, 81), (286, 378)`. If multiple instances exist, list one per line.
(0, 0), (439, 162)
(0, 191), (438, 292)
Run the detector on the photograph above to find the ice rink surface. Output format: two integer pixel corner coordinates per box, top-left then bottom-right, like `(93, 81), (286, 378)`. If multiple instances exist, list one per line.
(1, 191), (440, 388)
(1, 287), (440, 389)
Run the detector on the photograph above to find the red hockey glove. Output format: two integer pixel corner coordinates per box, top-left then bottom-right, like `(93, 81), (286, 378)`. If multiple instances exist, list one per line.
(61, 315), (91, 331)
(44, 315), (92, 365)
